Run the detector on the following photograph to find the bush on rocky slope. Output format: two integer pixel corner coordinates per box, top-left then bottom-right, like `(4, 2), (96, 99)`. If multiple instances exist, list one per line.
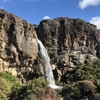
(0, 72), (60, 100)
(60, 59), (100, 100)
(0, 72), (19, 100)
(10, 77), (60, 100)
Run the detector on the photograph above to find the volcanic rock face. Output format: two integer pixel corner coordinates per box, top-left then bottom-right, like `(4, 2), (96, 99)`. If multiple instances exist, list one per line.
(0, 9), (100, 83)
(37, 17), (100, 81)
(0, 9), (38, 79)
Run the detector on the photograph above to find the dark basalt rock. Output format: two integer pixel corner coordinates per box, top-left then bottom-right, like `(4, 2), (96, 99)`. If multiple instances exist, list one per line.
(37, 17), (100, 81)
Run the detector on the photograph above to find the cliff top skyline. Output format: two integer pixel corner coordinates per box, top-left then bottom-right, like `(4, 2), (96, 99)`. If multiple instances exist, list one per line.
(0, 0), (100, 29)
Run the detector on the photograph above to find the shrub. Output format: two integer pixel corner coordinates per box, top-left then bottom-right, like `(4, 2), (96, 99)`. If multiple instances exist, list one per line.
(60, 84), (81, 100)
(0, 78), (10, 100)
(0, 91), (8, 100)
(30, 77), (49, 88)
(94, 59), (100, 67)
(10, 77), (49, 100)
(0, 72), (19, 86)
(60, 59), (100, 100)
(60, 80), (97, 100)
(66, 59), (100, 85)
(23, 87), (60, 100)
(76, 80), (96, 99)
(0, 72), (20, 100)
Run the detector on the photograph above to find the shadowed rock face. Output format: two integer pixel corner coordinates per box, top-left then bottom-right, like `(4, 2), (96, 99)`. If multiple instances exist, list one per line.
(0, 9), (38, 79)
(37, 17), (100, 81)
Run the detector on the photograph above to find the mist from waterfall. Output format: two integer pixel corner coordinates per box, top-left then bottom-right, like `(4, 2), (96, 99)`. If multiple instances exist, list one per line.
(37, 39), (63, 89)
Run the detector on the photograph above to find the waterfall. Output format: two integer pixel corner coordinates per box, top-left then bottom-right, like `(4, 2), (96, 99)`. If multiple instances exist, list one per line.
(37, 39), (62, 89)
(37, 39), (55, 85)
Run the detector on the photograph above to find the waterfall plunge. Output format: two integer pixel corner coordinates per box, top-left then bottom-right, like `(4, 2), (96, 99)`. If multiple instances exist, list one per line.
(37, 39), (62, 89)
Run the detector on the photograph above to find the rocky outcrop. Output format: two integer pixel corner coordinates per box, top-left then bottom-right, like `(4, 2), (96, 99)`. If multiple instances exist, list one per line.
(37, 17), (100, 82)
(0, 9), (39, 80)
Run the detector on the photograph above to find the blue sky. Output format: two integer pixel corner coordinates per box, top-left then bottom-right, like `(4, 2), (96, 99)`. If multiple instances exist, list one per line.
(0, 0), (100, 29)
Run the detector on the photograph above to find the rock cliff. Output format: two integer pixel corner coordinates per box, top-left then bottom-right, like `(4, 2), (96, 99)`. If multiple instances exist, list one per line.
(0, 9), (100, 83)
(0, 9), (38, 81)
(37, 17), (100, 82)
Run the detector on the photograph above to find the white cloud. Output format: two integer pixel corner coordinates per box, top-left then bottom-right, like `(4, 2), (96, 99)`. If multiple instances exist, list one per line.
(23, 0), (41, 2)
(0, 6), (3, 9)
(89, 16), (100, 29)
(78, 0), (100, 9)
(43, 15), (51, 20)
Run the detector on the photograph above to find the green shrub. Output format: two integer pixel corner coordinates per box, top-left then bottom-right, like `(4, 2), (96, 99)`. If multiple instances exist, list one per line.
(60, 84), (81, 100)
(0, 78), (11, 95)
(0, 72), (20, 100)
(0, 91), (8, 100)
(0, 72), (19, 86)
(10, 77), (49, 100)
(66, 59), (100, 85)
(94, 59), (100, 67)
(60, 59), (100, 100)
(0, 78), (10, 100)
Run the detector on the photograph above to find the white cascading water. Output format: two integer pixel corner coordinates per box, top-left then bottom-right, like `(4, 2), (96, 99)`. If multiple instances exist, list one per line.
(37, 39), (62, 89)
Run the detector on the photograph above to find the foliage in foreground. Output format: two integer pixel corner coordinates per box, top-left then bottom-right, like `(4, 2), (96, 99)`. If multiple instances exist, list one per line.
(10, 77), (60, 100)
(0, 72), (19, 100)
(60, 59), (100, 100)
(0, 72), (59, 100)
(1, 59), (100, 100)
(10, 77), (49, 100)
